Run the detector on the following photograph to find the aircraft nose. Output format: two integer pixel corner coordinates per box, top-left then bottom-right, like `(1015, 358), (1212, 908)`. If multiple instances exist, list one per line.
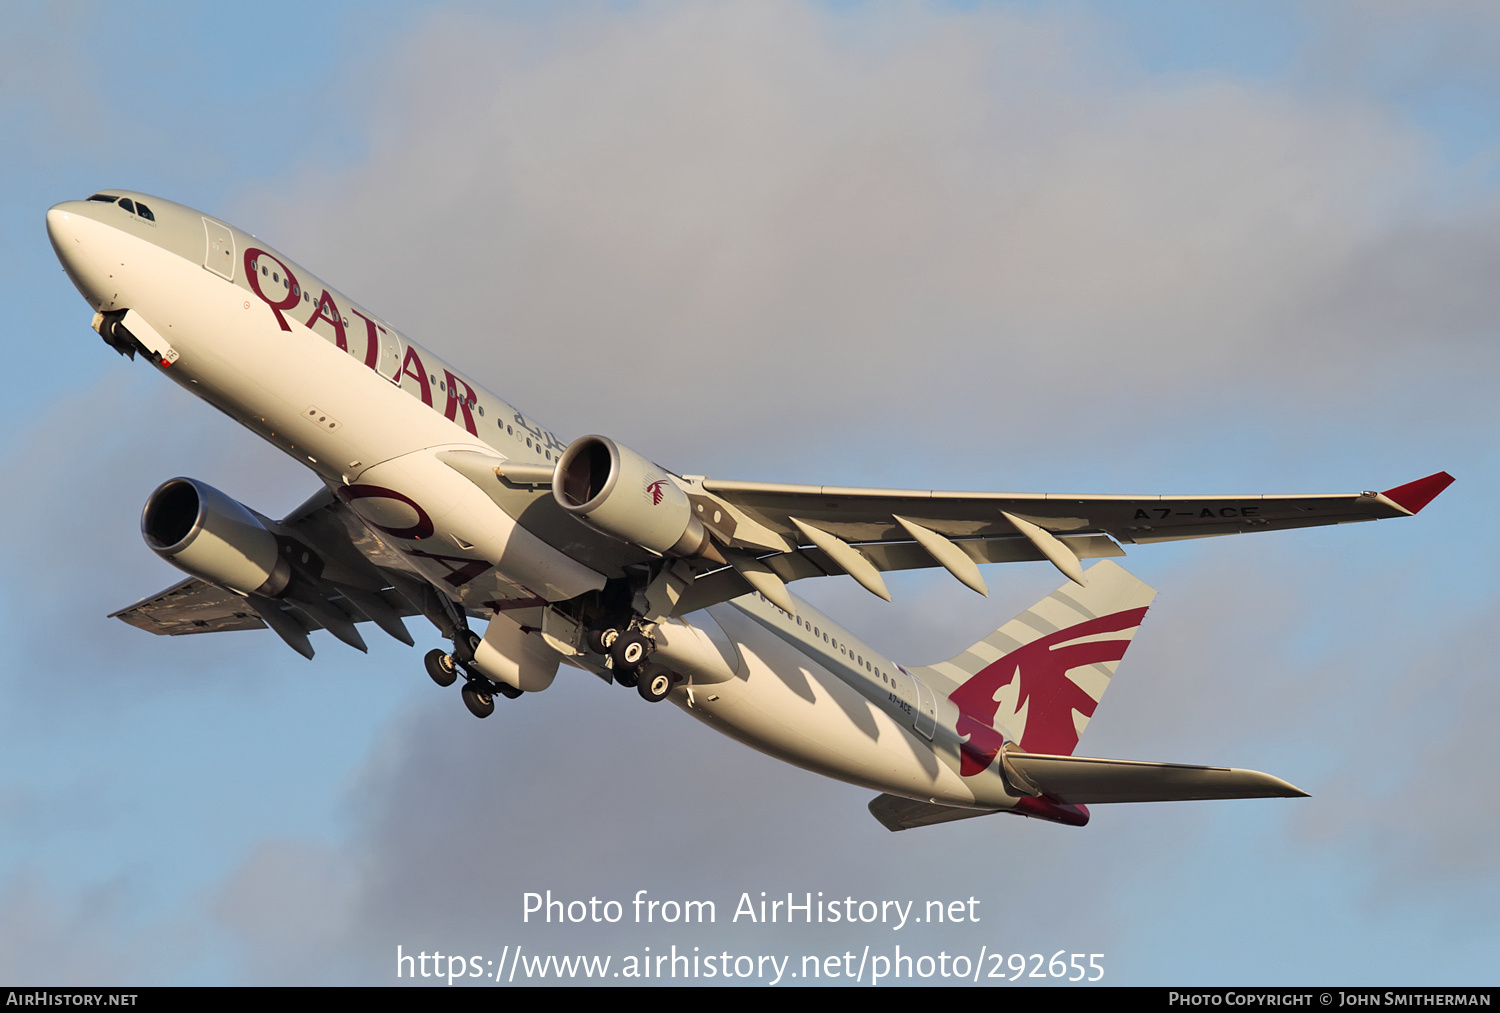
(46, 204), (74, 249)
(47, 202), (103, 306)
(47, 202), (90, 263)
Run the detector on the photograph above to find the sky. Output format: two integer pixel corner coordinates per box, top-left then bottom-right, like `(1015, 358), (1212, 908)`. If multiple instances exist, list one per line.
(2, 0), (1498, 986)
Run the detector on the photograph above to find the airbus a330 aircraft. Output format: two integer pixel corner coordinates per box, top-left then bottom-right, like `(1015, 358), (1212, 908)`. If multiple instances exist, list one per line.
(46, 191), (1452, 831)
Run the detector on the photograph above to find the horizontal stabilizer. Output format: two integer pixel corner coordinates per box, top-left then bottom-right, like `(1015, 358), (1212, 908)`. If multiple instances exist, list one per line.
(867, 794), (994, 832)
(1005, 753), (1307, 804)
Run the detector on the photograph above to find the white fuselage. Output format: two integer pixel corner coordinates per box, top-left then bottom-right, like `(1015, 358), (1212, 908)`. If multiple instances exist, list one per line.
(47, 192), (1023, 813)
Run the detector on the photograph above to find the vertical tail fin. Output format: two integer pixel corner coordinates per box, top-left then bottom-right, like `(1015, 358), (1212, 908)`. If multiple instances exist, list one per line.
(918, 560), (1155, 774)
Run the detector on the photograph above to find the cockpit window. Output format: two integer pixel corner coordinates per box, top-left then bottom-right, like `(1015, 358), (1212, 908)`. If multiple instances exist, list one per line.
(86, 194), (119, 204)
(118, 198), (136, 214)
(135, 201), (155, 221)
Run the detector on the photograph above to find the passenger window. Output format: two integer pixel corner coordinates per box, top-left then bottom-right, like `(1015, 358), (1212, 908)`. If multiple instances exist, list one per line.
(118, 198), (136, 214)
(135, 202), (155, 221)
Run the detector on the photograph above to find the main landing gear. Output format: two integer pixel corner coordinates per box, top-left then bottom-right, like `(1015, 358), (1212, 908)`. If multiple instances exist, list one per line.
(587, 622), (678, 703)
(637, 665), (673, 703)
(423, 588), (682, 717)
(425, 627), (518, 719)
(461, 680), (495, 719)
(611, 629), (652, 671)
(424, 649), (458, 687)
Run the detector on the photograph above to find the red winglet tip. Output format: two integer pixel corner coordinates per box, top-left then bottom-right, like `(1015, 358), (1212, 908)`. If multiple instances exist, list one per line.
(1381, 471), (1454, 514)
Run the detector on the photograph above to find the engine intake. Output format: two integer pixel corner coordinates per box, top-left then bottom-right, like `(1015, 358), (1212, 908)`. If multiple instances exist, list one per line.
(553, 435), (714, 558)
(142, 478), (291, 597)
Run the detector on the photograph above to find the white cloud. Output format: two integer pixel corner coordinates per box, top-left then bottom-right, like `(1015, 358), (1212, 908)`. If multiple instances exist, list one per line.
(246, 1), (1499, 465)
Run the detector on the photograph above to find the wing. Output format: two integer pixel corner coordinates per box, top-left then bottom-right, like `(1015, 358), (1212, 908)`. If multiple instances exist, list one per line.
(109, 576), (422, 655)
(669, 470), (1454, 614)
(110, 577), (269, 635)
(109, 486), (451, 659)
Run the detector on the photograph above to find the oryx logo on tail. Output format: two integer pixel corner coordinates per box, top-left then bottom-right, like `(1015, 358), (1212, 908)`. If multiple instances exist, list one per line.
(950, 607), (1148, 773)
(915, 560), (1156, 776)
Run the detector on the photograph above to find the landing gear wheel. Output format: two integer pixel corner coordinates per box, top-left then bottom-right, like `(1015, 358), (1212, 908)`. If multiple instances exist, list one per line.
(494, 681), (524, 700)
(455, 629), (481, 665)
(611, 630), (652, 673)
(587, 626), (621, 656)
(613, 667), (639, 689)
(461, 681), (495, 719)
(424, 649), (458, 687)
(638, 665), (673, 703)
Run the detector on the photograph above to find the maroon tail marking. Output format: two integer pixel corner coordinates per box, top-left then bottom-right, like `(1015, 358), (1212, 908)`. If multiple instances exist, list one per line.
(949, 607), (1148, 776)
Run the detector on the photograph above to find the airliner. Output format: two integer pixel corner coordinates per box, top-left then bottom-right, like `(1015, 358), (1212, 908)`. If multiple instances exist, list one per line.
(45, 191), (1452, 830)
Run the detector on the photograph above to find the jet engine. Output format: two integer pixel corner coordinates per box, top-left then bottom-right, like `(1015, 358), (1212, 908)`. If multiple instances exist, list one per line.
(553, 435), (716, 559)
(141, 478), (291, 597)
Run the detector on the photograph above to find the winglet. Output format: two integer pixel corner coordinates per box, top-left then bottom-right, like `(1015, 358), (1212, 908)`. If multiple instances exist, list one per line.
(1381, 472), (1455, 515)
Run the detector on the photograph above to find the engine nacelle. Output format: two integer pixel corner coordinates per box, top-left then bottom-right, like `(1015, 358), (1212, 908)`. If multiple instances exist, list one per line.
(553, 435), (713, 558)
(141, 478), (291, 597)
